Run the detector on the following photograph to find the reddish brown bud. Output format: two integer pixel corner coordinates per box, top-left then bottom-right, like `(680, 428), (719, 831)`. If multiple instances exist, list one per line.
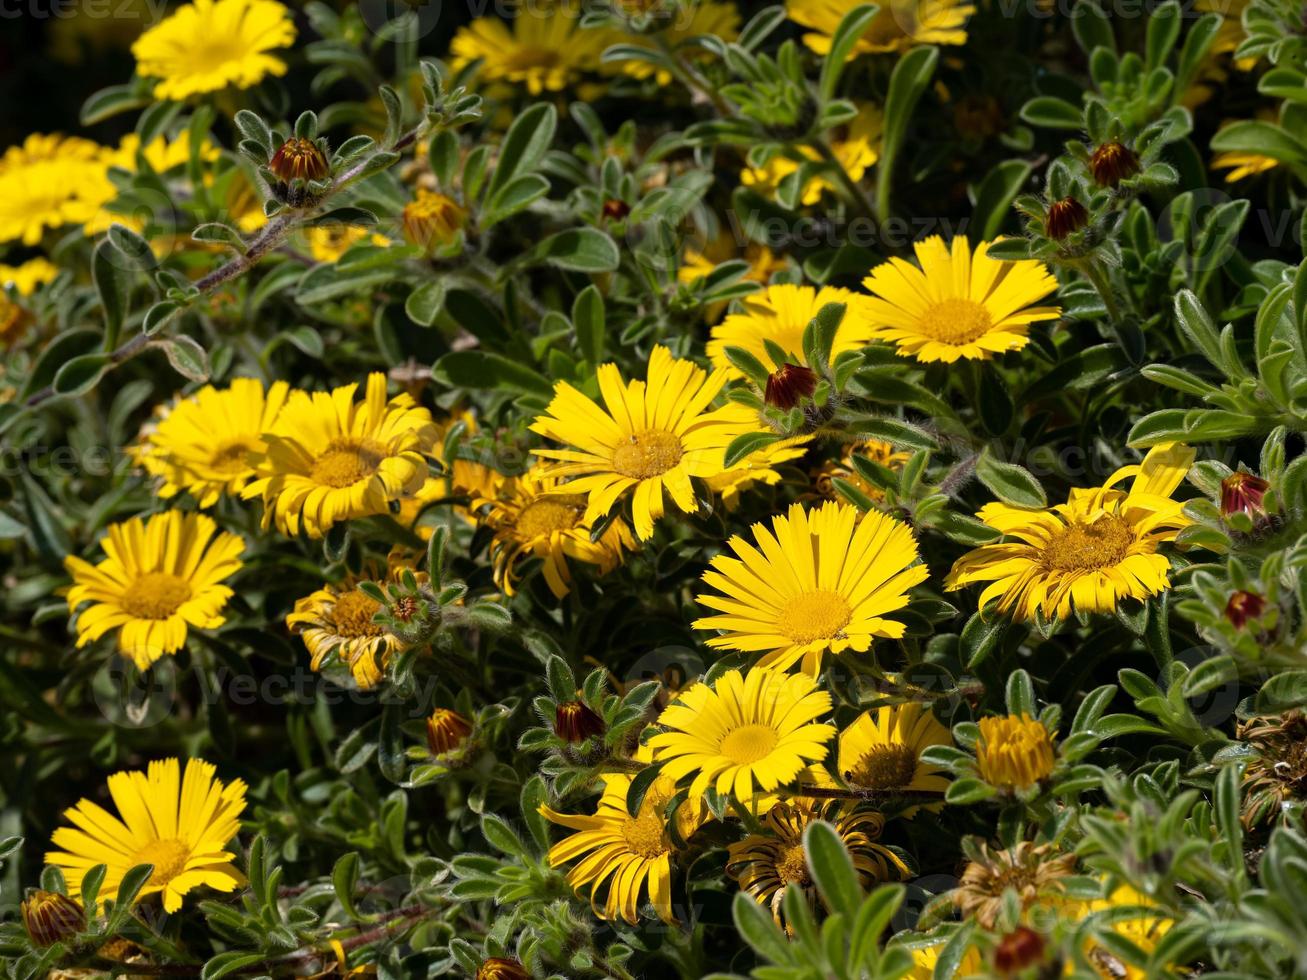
(426, 708), (473, 756)
(602, 199), (630, 220)
(1090, 141), (1140, 187)
(1225, 590), (1266, 630)
(1045, 196), (1089, 240)
(269, 137), (329, 183)
(21, 890), (84, 948)
(1221, 471), (1269, 519)
(476, 958), (529, 980)
(764, 363), (818, 409)
(993, 925), (1045, 976)
(555, 700), (606, 743)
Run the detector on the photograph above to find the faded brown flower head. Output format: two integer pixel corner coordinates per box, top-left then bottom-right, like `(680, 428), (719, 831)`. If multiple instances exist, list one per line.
(954, 841), (1076, 929)
(993, 925), (1046, 975)
(1224, 590), (1266, 630)
(269, 137), (329, 183)
(764, 363), (818, 409)
(426, 707), (473, 756)
(21, 890), (83, 948)
(1045, 196), (1089, 240)
(1238, 712), (1307, 828)
(1090, 141), (1140, 187)
(555, 700), (606, 743)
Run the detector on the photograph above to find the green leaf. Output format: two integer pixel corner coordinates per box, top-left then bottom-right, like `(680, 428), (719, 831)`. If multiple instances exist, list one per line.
(432, 350), (552, 398)
(1020, 96), (1084, 129)
(732, 892), (795, 965)
(378, 703), (405, 783)
(155, 336), (210, 383)
(573, 285), (605, 365)
(805, 820), (863, 914)
(332, 852), (361, 919)
(1209, 120), (1307, 166)
(975, 448), (1046, 507)
(201, 952), (269, 980)
(81, 84), (150, 125)
(531, 228), (620, 272)
(191, 223), (246, 252)
(971, 160), (1032, 241)
(818, 4), (880, 101)
(52, 354), (111, 397)
(405, 280), (448, 327)
(625, 764), (664, 820)
(724, 430), (778, 468)
(93, 239), (131, 350)
(878, 45), (938, 219)
(486, 103), (557, 202)
(233, 109), (274, 158)
(107, 224), (157, 270)
(1255, 670), (1307, 713)
(481, 813), (528, 857)
(484, 174), (550, 227)
(961, 610), (1007, 668)
(520, 776), (551, 851)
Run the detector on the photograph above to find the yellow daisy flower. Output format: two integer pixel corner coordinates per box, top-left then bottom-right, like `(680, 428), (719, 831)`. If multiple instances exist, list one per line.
(707, 283), (872, 377)
(838, 703), (952, 803)
(904, 940), (985, 978)
(1074, 883), (1174, 980)
(727, 800), (909, 927)
(0, 134), (109, 245)
(530, 346), (767, 540)
(450, 0), (611, 96)
(705, 412), (812, 509)
(287, 564), (424, 689)
(135, 378), (291, 509)
(46, 758), (247, 913)
(680, 239), (787, 288)
(944, 443), (1195, 622)
(1212, 150), (1278, 182)
(860, 235), (1060, 363)
(241, 373), (438, 538)
(607, 1), (741, 84)
(649, 666), (835, 804)
(741, 104), (882, 206)
(975, 714), (1055, 790)
(64, 511), (245, 670)
(789, 0), (974, 57)
(103, 132), (221, 174)
(0, 257), (58, 295)
(539, 745), (706, 924)
(131, 0), (296, 101)
(470, 463), (637, 599)
(693, 501), (930, 675)
(304, 226), (389, 263)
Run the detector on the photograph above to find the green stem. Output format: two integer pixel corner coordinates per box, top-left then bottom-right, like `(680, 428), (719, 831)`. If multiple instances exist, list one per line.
(1081, 258), (1123, 323)
(810, 137), (878, 225)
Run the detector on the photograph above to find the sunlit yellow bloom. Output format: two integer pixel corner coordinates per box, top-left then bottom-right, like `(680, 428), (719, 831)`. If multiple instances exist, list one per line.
(287, 564), (423, 689)
(650, 666), (835, 805)
(135, 378), (290, 508)
(1073, 883), (1174, 979)
(680, 239), (787, 288)
(531, 346), (767, 540)
(694, 501), (929, 675)
(705, 408), (811, 509)
(742, 105), (882, 206)
(64, 511), (244, 670)
(728, 800), (909, 927)
(401, 189), (467, 254)
(540, 745), (706, 924)
(837, 703), (952, 809)
(1212, 150), (1278, 182)
(397, 411), (503, 537)
(860, 235), (1061, 363)
(0, 134), (108, 245)
(903, 939), (985, 977)
(607, 1), (740, 84)
(945, 443), (1195, 621)
(132, 0), (296, 100)
(789, 0), (974, 56)
(708, 283), (871, 377)
(471, 463), (636, 599)
(241, 373), (438, 538)
(975, 714), (1055, 790)
(450, 0), (611, 95)
(0, 257), (58, 295)
(46, 758), (246, 913)
(104, 132), (221, 174)
(304, 225), (389, 263)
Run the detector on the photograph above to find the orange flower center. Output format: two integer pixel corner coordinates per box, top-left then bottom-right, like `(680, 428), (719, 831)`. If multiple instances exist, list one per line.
(332, 590), (383, 638)
(1042, 514), (1133, 572)
(621, 803), (670, 859)
(208, 438), (256, 475)
(917, 298), (993, 346)
(310, 439), (384, 489)
(121, 573), (192, 620)
(779, 590), (851, 643)
(612, 429), (683, 480)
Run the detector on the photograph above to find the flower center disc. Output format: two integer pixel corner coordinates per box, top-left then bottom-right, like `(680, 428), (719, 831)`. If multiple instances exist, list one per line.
(612, 429), (683, 480)
(848, 744), (918, 789)
(918, 298), (993, 345)
(208, 438), (255, 475)
(1042, 514), (1133, 572)
(133, 837), (191, 887)
(779, 590), (852, 643)
(311, 439), (384, 489)
(621, 808), (669, 859)
(515, 496), (585, 538)
(121, 573), (192, 620)
(719, 723), (780, 765)
(332, 590), (383, 638)
(775, 842), (810, 884)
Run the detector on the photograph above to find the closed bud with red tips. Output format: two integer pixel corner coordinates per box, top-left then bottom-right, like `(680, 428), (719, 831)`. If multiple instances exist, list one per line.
(21, 890), (84, 948)
(269, 137), (329, 183)
(427, 708), (473, 756)
(555, 700), (606, 742)
(764, 363), (818, 409)
(1045, 197), (1089, 240)
(1090, 141), (1140, 187)
(1225, 590), (1266, 630)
